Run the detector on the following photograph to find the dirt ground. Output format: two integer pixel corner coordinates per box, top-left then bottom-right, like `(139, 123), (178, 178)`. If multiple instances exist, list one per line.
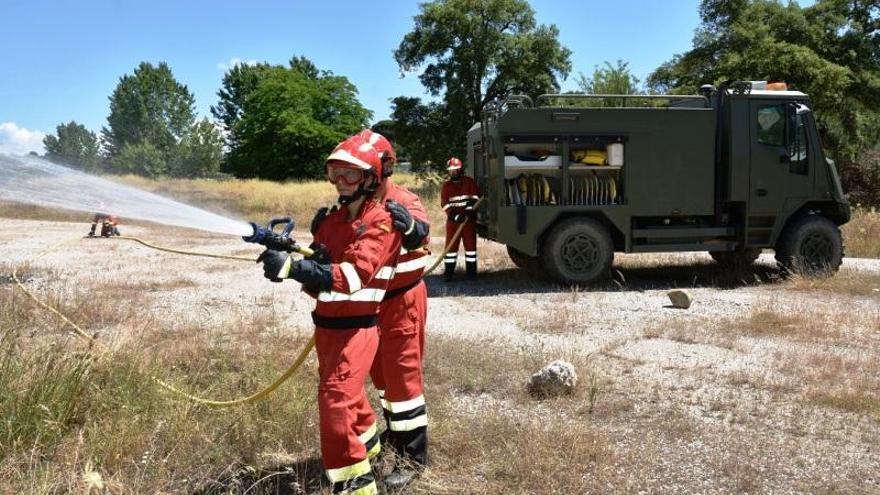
(4, 217), (880, 494)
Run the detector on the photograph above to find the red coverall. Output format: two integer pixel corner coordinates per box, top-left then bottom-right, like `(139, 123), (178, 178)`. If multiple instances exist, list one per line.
(309, 198), (402, 494)
(369, 181), (429, 465)
(441, 175), (480, 278)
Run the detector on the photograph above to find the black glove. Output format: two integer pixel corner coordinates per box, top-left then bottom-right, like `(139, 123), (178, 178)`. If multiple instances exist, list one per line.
(307, 243), (332, 264)
(290, 259), (333, 292)
(257, 250), (292, 283)
(385, 200), (414, 234)
(452, 213), (467, 224)
(310, 207), (330, 235)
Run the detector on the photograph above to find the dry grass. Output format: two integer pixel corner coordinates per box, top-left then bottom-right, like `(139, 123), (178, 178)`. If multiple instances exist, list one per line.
(115, 173), (445, 230)
(842, 206), (880, 258)
(1, 275), (320, 494)
(2, 266), (620, 494)
(783, 269), (880, 297)
(777, 350), (880, 418)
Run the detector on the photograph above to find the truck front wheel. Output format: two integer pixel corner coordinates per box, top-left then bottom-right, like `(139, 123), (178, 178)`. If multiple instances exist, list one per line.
(541, 218), (613, 284)
(775, 215), (843, 277)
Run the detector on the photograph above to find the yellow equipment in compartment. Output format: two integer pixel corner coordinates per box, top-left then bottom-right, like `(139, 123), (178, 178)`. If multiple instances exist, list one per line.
(571, 149), (607, 166)
(568, 174), (618, 205)
(506, 174), (556, 206)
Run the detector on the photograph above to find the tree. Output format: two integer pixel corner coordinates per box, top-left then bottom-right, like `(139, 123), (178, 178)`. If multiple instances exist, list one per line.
(576, 60), (642, 95)
(115, 142), (167, 176)
(211, 61), (276, 149)
(394, 0), (571, 169)
(224, 58), (371, 180)
(102, 62), (196, 160)
(43, 121), (101, 171)
(390, 97), (460, 171)
(647, 0), (880, 160)
(171, 119), (224, 177)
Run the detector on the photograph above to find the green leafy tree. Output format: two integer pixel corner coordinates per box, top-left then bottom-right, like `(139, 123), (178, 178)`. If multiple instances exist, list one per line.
(390, 97), (460, 171)
(224, 58), (371, 180)
(102, 62), (196, 162)
(211, 61), (276, 149)
(647, 0), (880, 160)
(577, 60), (642, 95)
(370, 119), (409, 161)
(171, 119), (224, 177)
(393, 0), (572, 169)
(42, 121), (101, 171)
(115, 142), (167, 176)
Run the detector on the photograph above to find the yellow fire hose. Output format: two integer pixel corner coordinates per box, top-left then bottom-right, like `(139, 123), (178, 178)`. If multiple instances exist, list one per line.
(11, 198), (484, 407)
(424, 197), (486, 274)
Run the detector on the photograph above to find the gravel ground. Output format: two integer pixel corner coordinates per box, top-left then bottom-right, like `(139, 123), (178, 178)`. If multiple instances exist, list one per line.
(4, 218), (879, 493)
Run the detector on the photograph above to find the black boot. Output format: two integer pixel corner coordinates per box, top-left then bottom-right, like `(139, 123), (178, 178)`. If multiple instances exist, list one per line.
(444, 262), (455, 282)
(87, 223), (97, 237)
(385, 466), (417, 490)
(466, 260), (477, 280)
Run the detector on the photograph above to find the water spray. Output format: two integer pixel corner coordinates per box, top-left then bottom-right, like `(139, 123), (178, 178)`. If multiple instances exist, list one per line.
(0, 153), (252, 236)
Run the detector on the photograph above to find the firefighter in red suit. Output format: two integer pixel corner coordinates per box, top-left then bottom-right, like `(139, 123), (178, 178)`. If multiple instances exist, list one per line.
(259, 134), (400, 495)
(441, 157), (481, 281)
(358, 129), (429, 488)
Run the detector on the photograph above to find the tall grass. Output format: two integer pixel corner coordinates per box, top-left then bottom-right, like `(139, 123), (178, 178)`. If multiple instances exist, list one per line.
(116, 173), (445, 231)
(842, 206), (880, 258)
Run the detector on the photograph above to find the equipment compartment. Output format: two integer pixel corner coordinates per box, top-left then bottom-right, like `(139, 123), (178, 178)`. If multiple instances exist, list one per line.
(567, 138), (624, 206)
(503, 141), (563, 206)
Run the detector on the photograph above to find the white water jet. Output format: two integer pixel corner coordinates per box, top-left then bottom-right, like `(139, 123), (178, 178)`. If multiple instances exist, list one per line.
(0, 153), (252, 236)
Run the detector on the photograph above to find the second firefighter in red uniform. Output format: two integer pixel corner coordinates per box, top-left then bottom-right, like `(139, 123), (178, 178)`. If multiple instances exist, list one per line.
(358, 130), (430, 488)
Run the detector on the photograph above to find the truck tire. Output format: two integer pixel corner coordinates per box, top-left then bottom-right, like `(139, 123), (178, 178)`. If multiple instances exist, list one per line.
(709, 248), (761, 269)
(541, 218), (613, 284)
(506, 245), (542, 274)
(775, 215), (843, 277)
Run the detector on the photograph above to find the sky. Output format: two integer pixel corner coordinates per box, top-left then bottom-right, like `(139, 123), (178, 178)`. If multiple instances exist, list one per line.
(0, 0), (711, 155)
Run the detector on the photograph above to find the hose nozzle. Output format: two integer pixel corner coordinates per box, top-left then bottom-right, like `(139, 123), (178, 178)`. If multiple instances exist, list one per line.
(242, 217), (312, 257)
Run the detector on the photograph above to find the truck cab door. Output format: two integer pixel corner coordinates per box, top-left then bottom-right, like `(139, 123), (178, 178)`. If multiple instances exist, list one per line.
(748, 101), (813, 243)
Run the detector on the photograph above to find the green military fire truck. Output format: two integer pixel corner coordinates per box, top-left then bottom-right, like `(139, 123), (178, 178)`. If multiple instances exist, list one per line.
(466, 81), (850, 284)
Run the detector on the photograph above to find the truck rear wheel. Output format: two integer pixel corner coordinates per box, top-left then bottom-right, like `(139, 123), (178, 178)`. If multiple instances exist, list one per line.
(775, 215), (843, 277)
(506, 245), (542, 274)
(709, 248), (761, 269)
(541, 218), (613, 284)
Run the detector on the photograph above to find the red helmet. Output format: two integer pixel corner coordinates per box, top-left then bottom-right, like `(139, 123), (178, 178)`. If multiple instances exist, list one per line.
(325, 134), (383, 178)
(356, 129), (397, 169)
(446, 157), (463, 170)
(325, 134), (383, 204)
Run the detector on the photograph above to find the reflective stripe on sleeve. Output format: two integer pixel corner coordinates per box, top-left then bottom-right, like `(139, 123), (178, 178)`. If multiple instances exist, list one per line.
(375, 266), (396, 280)
(395, 257), (426, 273)
(340, 262), (361, 292)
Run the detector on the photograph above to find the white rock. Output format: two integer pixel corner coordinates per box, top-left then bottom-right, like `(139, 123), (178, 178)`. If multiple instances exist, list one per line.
(527, 360), (578, 398)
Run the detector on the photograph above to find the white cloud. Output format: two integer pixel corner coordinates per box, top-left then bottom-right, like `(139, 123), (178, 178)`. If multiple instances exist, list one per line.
(217, 57), (260, 71)
(0, 122), (46, 156)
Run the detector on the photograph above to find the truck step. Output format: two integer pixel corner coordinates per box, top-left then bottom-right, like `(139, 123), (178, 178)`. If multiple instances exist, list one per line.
(631, 227), (735, 239)
(631, 241), (737, 253)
